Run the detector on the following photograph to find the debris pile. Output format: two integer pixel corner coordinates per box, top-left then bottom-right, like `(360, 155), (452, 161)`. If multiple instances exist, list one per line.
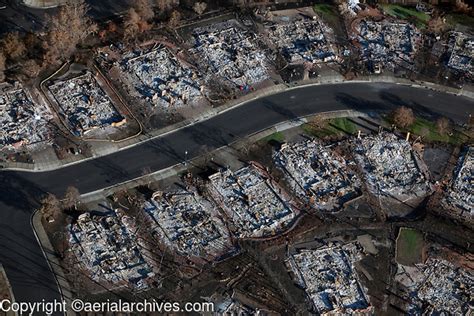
(286, 243), (371, 314)
(190, 20), (270, 88)
(144, 189), (233, 262)
(274, 140), (361, 212)
(121, 47), (206, 109)
(443, 147), (473, 221)
(447, 31), (474, 76)
(68, 210), (155, 290)
(0, 82), (53, 149)
(267, 15), (337, 64)
(396, 258), (473, 314)
(208, 163), (296, 238)
(353, 133), (431, 198)
(354, 20), (422, 72)
(48, 72), (125, 136)
(211, 295), (256, 315)
(415, 259), (473, 314)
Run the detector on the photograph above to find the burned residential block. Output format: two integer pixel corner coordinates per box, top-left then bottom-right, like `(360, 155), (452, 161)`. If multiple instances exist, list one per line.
(212, 297), (257, 315)
(0, 82), (53, 149)
(266, 11), (338, 64)
(353, 133), (431, 199)
(208, 162), (297, 238)
(396, 257), (473, 314)
(144, 189), (233, 262)
(120, 47), (206, 109)
(68, 210), (155, 290)
(415, 259), (473, 314)
(447, 31), (474, 76)
(354, 20), (422, 72)
(287, 243), (372, 314)
(48, 71), (125, 136)
(443, 147), (473, 222)
(190, 19), (270, 88)
(274, 140), (361, 212)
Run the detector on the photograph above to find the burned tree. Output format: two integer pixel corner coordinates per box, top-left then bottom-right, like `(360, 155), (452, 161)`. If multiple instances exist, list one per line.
(135, 0), (155, 22)
(1, 32), (26, 62)
(21, 59), (42, 79)
(193, 2), (207, 16)
(168, 10), (181, 27)
(308, 114), (328, 131)
(392, 106), (415, 129)
(436, 117), (451, 136)
(43, 0), (96, 64)
(0, 51), (5, 82)
(40, 193), (62, 221)
(64, 186), (81, 211)
(123, 7), (151, 44)
(155, 0), (178, 12)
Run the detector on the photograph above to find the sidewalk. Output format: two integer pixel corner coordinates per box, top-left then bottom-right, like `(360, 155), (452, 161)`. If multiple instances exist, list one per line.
(30, 210), (74, 316)
(0, 264), (16, 316)
(81, 108), (369, 203)
(1, 75), (471, 172)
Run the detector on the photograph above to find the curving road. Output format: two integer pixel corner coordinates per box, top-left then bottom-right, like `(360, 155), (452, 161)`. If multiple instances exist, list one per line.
(0, 82), (472, 306)
(0, 0), (130, 35)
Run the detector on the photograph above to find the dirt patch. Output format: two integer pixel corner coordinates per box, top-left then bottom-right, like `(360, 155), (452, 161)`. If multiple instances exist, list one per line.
(423, 145), (454, 181)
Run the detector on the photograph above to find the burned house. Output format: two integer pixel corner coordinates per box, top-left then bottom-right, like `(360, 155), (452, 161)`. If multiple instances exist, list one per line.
(395, 257), (473, 314)
(274, 140), (361, 212)
(144, 188), (233, 263)
(48, 71), (125, 136)
(442, 147), (473, 223)
(266, 11), (338, 64)
(447, 31), (474, 77)
(287, 242), (372, 314)
(353, 133), (431, 200)
(0, 82), (53, 150)
(354, 20), (422, 72)
(68, 209), (155, 290)
(120, 46), (207, 109)
(208, 163), (297, 238)
(189, 19), (270, 89)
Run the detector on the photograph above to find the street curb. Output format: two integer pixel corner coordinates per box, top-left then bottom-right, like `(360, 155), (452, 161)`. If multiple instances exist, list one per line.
(30, 210), (73, 316)
(0, 264), (16, 316)
(80, 109), (368, 200)
(1, 77), (472, 172)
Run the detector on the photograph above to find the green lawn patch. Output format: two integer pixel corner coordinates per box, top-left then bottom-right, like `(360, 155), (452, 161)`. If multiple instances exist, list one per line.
(445, 13), (474, 28)
(381, 4), (430, 28)
(331, 117), (358, 134)
(384, 115), (467, 145)
(396, 227), (424, 266)
(313, 4), (340, 25)
(302, 123), (337, 138)
(409, 118), (465, 145)
(261, 131), (285, 143)
(302, 117), (357, 138)
(313, 4), (334, 15)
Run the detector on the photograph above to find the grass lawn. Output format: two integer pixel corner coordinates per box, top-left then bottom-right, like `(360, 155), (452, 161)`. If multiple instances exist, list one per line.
(381, 4), (430, 28)
(261, 131), (285, 143)
(409, 118), (466, 145)
(384, 115), (467, 145)
(313, 4), (340, 25)
(445, 13), (474, 28)
(396, 227), (424, 266)
(302, 117), (357, 138)
(331, 117), (358, 134)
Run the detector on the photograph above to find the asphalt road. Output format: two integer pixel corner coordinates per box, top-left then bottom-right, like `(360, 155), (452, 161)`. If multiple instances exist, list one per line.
(0, 82), (472, 307)
(0, 0), (129, 34)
